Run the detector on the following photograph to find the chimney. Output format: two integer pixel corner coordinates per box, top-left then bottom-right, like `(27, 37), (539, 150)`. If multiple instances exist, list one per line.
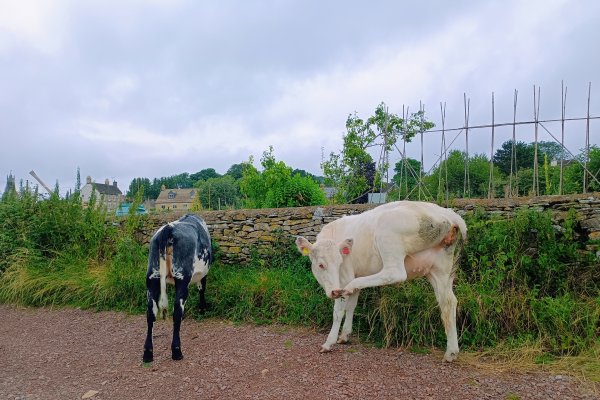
(86, 176), (92, 184)
(105, 178), (110, 185)
(113, 180), (117, 187)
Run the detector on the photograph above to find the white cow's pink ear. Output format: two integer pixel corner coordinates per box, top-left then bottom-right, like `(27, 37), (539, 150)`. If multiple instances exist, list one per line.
(295, 236), (312, 256)
(339, 238), (353, 256)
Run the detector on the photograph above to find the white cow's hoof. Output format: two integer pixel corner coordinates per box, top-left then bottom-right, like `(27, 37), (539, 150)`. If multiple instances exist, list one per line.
(336, 337), (350, 344)
(444, 350), (459, 362)
(320, 345), (332, 353)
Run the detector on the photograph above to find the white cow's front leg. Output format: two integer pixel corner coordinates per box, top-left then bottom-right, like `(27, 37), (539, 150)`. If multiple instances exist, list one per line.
(343, 240), (408, 295)
(342, 264), (407, 296)
(337, 291), (359, 344)
(321, 298), (345, 353)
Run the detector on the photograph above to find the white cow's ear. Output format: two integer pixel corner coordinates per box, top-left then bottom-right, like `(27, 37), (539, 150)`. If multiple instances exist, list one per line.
(295, 236), (312, 256)
(339, 238), (353, 256)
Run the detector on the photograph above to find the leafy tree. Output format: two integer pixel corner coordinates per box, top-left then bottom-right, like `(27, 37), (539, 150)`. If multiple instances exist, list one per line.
(561, 145), (600, 193)
(493, 140), (534, 176)
(493, 140), (567, 178)
(126, 177), (152, 199)
(322, 102), (434, 203)
(538, 141), (565, 162)
(225, 163), (245, 180)
(425, 150), (504, 199)
(390, 157), (422, 200)
(194, 175), (240, 210)
(240, 147), (326, 208)
(75, 167), (81, 194)
(190, 168), (221, 183)
(292, 169), (324, 184)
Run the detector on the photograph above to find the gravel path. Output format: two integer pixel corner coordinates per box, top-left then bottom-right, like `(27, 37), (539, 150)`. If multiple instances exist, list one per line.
(0, 304), (596, 400)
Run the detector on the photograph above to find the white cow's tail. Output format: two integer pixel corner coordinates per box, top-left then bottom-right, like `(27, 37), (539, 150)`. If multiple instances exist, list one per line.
(156, 225), (174, 319)
(454, 214), (467, 244)
(450, 212), (468, 276)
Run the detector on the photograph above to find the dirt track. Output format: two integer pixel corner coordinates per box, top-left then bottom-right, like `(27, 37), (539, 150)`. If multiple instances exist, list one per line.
(0, 304), (596, 400)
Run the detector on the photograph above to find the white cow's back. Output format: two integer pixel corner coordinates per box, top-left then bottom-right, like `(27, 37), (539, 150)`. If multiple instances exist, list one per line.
(317, 201), (466, 280)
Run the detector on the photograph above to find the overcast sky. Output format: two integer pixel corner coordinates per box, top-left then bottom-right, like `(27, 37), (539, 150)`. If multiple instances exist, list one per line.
(1, 0), (599, 195)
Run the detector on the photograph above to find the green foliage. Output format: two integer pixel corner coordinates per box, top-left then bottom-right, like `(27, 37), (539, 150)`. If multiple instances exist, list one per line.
(0, 188), (146, 311)
(194, 175), (241, 210)
(190, 168), (221, 182)
(560, 145), (600, 193)
(126, 173), (194, 200)
(240, 147), (326, 208)
(322, 102), (434, 203)
(493, 140), (562, 176)
(420, 150), (505, 200)
(225, 163), (245, 180)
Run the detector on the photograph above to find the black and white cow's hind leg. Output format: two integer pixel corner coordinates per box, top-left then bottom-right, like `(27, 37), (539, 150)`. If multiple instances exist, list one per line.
(143, 276), (160, 363)
(171, 277), (191, 360)
(197, 275), (209, 314)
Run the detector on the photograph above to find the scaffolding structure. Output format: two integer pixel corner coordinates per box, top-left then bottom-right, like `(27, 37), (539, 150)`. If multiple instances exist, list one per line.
(373, 82), (599, 203)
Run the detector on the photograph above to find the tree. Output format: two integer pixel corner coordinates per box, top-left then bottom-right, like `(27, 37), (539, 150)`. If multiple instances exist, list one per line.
(194, 175), (240, 210)
(322, 102), (434, 203)
(75, 167), (81, 194)
(190, 168), (221, 183)
(390, 157), (422, 200)
(493, 140), (535, 176)
(225, 163), (245, 180)
(240, 147), (326, 208)
(127, 177), (152, 199)
(292, 169), (324, 184)
(538, 141), (564, 162)
(425, 150), (504, 199)
(561, 145), (600, 193)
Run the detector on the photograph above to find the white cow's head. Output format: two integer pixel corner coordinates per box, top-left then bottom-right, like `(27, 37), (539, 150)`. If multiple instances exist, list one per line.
(296, 236), (353, 299)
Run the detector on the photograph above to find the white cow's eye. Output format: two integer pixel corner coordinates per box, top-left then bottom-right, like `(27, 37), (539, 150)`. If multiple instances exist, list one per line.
(318, 263), (325, 269)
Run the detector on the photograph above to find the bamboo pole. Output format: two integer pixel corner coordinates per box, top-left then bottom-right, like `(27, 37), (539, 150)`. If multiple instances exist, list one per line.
(488, 92), (495, 198)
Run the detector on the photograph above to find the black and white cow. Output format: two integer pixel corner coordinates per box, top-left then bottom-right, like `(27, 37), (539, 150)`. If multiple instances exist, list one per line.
(143, 214), (213, 363)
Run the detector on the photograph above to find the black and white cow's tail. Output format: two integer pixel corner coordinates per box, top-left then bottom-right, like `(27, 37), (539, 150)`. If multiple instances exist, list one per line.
(154, 223), (174, 319)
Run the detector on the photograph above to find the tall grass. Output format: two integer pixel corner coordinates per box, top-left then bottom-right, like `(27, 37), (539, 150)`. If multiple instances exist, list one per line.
(0, 192), (598, 365)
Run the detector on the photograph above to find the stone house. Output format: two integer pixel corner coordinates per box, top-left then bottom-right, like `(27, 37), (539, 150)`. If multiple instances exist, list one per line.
(80, 176), (124, 211)
(155, 186), (197, 211)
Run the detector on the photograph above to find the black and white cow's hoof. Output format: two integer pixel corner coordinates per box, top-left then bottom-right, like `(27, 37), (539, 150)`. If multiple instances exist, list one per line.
(143, 349), (154, 363)
(198, 302), (212, 315)
(172, 347), (184, 360)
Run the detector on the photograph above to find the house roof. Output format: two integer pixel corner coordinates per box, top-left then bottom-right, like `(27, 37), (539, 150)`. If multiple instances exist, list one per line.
(156, 188), (197, 203)
(89, 182), (122, 196)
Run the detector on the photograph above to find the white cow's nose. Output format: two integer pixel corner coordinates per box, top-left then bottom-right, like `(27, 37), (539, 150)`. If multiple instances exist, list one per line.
(331, 290), (342, 299)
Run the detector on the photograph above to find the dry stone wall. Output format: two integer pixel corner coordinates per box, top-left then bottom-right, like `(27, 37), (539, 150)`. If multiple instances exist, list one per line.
(129, 193), (600, 264)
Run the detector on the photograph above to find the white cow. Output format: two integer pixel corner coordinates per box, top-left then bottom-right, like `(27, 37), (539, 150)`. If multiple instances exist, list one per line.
(296, 201), (467, 362)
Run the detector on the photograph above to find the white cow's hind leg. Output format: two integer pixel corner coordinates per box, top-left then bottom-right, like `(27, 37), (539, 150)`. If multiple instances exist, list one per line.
(338, 291), (360, 344)
(427, 252), (459, 362)
(321, 298), (345, 352)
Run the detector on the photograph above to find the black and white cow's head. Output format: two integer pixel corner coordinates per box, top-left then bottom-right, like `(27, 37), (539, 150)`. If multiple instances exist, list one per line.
(296, 236), (353, 299)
